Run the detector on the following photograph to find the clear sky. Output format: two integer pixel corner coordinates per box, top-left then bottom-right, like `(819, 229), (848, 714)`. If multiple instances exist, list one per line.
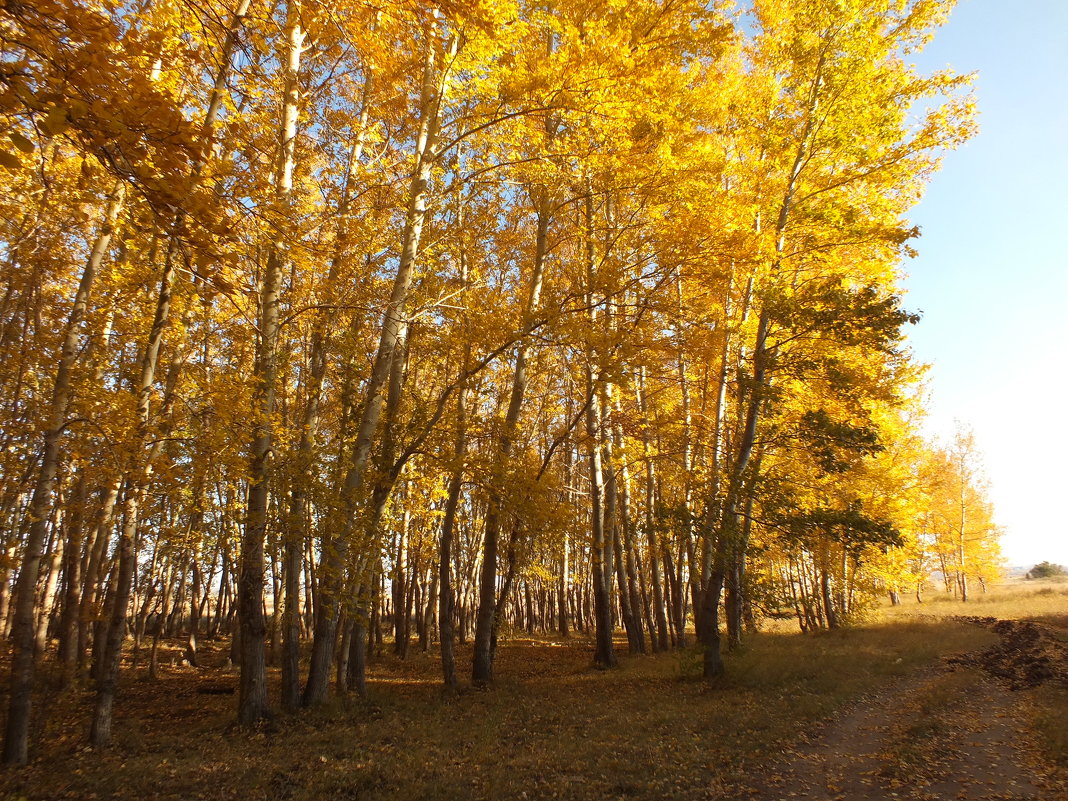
(903, 0), (1068, 568)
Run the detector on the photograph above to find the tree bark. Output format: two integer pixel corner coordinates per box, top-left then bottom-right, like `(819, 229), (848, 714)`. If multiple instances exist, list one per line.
(3, 181), (125, 765)
(472, 195), (550, 685)
(238, 0), (303, 724)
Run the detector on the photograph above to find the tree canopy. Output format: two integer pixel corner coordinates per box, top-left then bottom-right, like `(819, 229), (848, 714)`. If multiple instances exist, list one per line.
(0, 0), (1000, 764)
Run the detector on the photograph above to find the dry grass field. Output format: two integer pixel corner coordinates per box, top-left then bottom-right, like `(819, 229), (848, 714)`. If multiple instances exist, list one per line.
(0, 579), (1063, 801)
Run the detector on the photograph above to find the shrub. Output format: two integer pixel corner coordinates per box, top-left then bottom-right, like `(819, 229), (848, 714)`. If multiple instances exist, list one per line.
(1026, 561), (1066, 580)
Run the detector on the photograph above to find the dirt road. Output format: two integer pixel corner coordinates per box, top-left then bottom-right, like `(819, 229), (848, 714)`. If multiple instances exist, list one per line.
(740, 618), (1067, 801)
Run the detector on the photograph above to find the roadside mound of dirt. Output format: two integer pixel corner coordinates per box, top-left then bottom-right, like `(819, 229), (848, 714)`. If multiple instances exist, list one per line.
(949, 616), (1068, 690)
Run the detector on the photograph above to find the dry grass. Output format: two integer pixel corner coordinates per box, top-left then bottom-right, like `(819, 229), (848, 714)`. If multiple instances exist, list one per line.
(5, 578), (1066, 800)
(878, 577), (1068, 783)
(0, 616), (998, 801)
(1030, 685), (1068, 770)
(880, 577), (1068, 629)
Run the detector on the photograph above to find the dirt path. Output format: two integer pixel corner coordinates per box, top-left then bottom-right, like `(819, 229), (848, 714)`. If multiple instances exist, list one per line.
(742, 619), (1067, 801)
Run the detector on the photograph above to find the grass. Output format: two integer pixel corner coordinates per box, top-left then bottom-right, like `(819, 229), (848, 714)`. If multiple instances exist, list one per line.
(3, 578), (1064, 800)
(1030, 685), (1068, 768)
(881, 576), (1068, 628)
(878, 577), (1068, 782)
(0, 614), (998, 801)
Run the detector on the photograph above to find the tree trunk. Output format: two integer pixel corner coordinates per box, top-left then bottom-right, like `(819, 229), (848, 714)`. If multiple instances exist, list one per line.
(635, 368), (669, 652)
(472, 196), (550, 685)
(57, 472), (88, 683)
(586, 374), (616, 668)
(89, 511), (136, 747)
(306, 24), (447, 705)
(238, 0), (303, 724)
(3, 181), (125, 765)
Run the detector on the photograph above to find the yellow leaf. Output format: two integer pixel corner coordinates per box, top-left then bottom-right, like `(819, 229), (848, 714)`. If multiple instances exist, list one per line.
(40, 106), (70, 137)
(0, 149), (22, 170)
(8, 132), (34, 154)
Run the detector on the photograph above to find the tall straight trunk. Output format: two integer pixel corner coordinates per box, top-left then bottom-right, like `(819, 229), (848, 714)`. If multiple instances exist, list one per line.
(279, 509), (301, 708)
(635, 368), (668, 652)
(92, 217), (186, 746)
(600, 390), (630, 648)
(281, 73), (373, 711)
(437, 143), (471, 689)
(238, 0), (303, 724)
(392, 511), (408, 655)
(558, 530), (569, 638)
(132, 537), (161, 659)
(77, 476), (120, 671)
(280, 504), (302, 708)
(306, 310), (409, 704)
(57, 471), (87, 683)
(407, 560), (421, 649)
(725, 455), (759, 649)
(524, 582), (534, 633)
(348, 579), (371, 697)
(3, 182), (125, 765)
(89, 500), (136, 746)
(148, 560), (174, 679)
(957, 494), (968, 602)
(438, 390), (466, 690)
(611, 519), (636, 648)
(673, 270), (703, 644)
(580, 183), (615, 668)
(820, 543), (839, 630)
(267, 548), (281, 665)
(472, 196), (550, 685)
(422, 567), (437, 651)
(635, 548), (657, 648)
(304, 535), (316, 632)
(307, 24), (448, 703)
(701, 52), (827, 679)
(0, 535), (17, 640)
(185, 554), (202, 666)
(334, 616), (352, 694)
(610, 391), (645, 654)
(394, 490), (412, 659)
(672, 543), (689, 647)
(725, 552), (743, 647)
(586, 373), (615, 667)
(34, 510), (64, 657)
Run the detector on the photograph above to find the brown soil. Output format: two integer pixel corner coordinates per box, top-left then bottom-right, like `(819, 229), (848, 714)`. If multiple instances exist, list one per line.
(949, 617), (1068, 690)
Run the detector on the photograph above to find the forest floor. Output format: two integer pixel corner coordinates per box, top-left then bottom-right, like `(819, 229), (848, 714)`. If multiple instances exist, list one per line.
(0, 582), (1066, 801)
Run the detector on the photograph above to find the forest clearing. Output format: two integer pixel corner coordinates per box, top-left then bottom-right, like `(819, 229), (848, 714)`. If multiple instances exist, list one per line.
(0, 580), (1065, 800)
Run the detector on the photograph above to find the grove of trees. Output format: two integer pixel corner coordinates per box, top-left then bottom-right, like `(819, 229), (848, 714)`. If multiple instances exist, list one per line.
(0, 0), (1002, 764)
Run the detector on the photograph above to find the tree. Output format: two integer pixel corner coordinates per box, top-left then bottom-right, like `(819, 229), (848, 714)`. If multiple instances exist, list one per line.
(924, 427), (1003, 600)
(1027, 562), (1066, 580)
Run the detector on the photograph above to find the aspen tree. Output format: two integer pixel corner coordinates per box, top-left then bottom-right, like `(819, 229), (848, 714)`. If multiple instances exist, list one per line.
(303, 10), (451, 707)
(698, 0), (974, 678)
(237, 0), (304, 724)
(2, 183), (125, 764)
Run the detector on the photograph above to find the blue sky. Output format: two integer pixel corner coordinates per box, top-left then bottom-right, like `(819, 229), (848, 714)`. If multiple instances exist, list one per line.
(903, 0), (1068, 567)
